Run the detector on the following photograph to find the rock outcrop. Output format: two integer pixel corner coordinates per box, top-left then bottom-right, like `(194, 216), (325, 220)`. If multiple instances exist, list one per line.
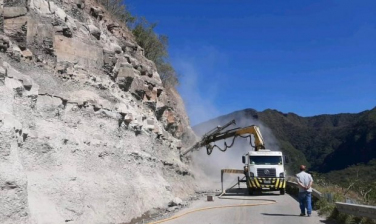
(0, 0), (196, 223)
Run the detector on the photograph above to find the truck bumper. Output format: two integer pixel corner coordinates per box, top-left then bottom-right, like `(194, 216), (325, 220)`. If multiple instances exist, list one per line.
(248, 177), (286, 190)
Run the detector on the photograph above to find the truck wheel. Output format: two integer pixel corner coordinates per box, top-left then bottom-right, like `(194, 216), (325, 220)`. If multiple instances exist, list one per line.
(248, 189), (254, 195)
(280, 189), (285, 195)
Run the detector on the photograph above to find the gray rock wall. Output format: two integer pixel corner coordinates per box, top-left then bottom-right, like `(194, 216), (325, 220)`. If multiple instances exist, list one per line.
(0, 86), (30, 224)
(0, 0), (197, 223)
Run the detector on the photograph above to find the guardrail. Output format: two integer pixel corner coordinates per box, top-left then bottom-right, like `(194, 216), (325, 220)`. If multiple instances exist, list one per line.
(336, 202), (376, 220)
(286, 180), (376, 220)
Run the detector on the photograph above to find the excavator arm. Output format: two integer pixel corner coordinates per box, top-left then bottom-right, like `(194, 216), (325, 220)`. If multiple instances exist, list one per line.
(181, 120), (266, 156)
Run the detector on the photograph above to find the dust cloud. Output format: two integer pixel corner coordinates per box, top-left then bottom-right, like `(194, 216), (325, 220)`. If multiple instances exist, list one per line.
(175, 56), (280, 189)
(188, 112), (280, 190)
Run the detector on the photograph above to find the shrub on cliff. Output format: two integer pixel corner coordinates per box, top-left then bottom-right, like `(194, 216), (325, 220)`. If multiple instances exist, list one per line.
(131, 18), (179, 87)
(96, 0), (179, 87)
(98, 0), (135, 23)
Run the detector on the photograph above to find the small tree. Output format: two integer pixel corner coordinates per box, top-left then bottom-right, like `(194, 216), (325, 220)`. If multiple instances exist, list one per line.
(158, 62), (179, 87)
(98, 0), (135, 24)
(132, 19), (167, 62)
(131, 18), (179, 87)
(96, 1), (179, 87)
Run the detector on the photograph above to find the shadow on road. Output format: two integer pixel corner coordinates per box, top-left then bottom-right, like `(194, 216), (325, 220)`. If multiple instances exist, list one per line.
(216, 188), (282, 197)
(261, 213), (300, 217)
(319, 220), (337, 224)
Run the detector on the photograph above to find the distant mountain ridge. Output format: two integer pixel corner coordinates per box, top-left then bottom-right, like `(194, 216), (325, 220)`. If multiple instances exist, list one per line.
(194, 107), (376, 173)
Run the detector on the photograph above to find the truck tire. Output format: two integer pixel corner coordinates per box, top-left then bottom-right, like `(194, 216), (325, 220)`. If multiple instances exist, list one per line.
(248, 189), (254, 195)
(280, 189), (285, 195)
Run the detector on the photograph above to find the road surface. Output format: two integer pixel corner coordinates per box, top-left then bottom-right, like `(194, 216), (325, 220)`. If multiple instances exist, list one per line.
(152, 189), (328, 224)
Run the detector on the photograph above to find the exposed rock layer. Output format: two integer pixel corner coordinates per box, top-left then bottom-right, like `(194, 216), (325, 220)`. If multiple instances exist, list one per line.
(0, 0), (196, 223)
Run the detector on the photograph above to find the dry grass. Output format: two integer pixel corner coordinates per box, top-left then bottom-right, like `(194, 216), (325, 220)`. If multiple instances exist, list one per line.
(314, 179), (376, 224)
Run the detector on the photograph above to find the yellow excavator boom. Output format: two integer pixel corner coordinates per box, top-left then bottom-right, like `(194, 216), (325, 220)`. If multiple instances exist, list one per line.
(233, 126), (265, 151)
(181, 120), (266, 156)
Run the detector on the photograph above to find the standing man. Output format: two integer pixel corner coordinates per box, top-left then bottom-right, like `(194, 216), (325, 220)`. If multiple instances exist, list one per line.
(296, 165), (313, 217)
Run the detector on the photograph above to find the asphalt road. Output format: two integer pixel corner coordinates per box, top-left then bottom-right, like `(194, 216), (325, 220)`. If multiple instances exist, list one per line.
(154, 189), (328, 224)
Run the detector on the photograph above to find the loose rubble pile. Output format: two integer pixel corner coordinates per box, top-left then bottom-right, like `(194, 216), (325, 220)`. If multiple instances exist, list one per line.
(0, 0), (197, 223)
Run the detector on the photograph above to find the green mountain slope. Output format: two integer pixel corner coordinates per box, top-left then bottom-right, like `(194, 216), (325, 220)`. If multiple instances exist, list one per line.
(193, 107), (376, 173)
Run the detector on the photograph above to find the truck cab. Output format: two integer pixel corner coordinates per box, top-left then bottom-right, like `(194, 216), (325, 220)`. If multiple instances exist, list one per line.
(242, 150), (287, 195)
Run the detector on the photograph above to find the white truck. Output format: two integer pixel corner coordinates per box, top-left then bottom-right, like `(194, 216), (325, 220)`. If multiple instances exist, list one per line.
(243, 150), (287, 195)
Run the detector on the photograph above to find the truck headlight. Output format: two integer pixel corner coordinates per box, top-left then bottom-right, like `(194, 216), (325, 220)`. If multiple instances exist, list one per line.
(249, 172), (254, 178)
(279, 172), (285, 178)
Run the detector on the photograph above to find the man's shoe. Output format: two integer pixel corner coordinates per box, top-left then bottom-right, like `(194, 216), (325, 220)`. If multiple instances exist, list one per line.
(307, 214), (311, 217)
(299, 213), (305, 216)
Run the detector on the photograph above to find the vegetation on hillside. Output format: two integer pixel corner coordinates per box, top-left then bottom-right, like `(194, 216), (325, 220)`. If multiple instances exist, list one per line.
(321, 159), (376, 204)
(98, 0), (135, 24)
(312, 165), (376, 224)
(224, 107), (376, 173)
(315, 186), (376, 224)
(98, 0), (179, 87)
(131, 18), (179, 87)
(193, 107), (376, 174)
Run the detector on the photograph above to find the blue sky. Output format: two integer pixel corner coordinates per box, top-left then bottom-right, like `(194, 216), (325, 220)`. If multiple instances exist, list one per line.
(126, 0), (376, 125)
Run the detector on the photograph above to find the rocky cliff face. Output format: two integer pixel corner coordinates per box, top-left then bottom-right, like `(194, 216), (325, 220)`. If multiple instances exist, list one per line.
(0, 0), (196, 223)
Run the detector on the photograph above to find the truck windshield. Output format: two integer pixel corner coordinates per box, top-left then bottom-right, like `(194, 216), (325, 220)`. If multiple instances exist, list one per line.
(249, 156), (282, 165)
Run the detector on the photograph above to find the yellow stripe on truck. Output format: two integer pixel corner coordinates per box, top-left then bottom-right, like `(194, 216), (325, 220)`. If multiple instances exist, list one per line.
(283, 180), (286, 188)
(254, 179), (260, 188)
(252, 180), (257, 188)
(249, 180), (254, 188)
(275, 179), (280, 188)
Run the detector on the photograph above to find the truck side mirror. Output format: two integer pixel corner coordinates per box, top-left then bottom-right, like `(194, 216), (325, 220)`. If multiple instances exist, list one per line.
(284, 156), (290, 164)
(242, 156), (245, 164)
